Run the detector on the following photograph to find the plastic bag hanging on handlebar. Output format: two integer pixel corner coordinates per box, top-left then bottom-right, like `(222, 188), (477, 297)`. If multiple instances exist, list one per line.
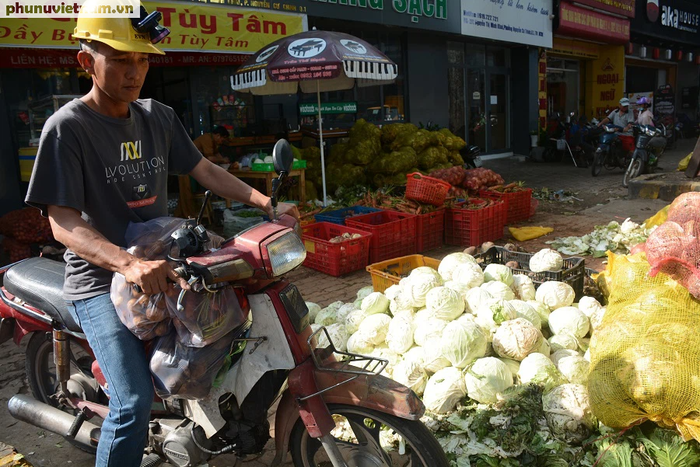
(166, 285), (249, 348)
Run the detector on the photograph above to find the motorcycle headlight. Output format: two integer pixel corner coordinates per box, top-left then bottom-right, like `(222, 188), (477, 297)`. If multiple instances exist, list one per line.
(263, 231), (306, 277)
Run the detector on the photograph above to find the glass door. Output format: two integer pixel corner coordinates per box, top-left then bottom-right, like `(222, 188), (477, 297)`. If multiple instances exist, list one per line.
(467, 69), (486, 153)
(487, 71), (509, 152)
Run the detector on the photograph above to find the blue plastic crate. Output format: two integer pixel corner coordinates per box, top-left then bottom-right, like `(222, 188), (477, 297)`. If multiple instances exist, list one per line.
(314, 206), (382, 225)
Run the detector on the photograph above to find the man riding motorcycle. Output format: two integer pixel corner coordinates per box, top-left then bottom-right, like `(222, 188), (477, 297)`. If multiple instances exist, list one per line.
(24, 3), (298, 465)
(597, 97), (634, 132)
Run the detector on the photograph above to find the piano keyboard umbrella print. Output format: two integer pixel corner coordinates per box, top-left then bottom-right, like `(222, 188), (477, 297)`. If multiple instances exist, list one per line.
(231, 28), (398, 205)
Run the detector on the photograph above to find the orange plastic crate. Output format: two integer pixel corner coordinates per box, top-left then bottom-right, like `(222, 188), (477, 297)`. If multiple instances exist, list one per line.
(366, 254), (441, 293)
(478, 188), (533, 224)
(301, 222), (372, 277)
(405, 172), (451, 206)
(346, 211), (417, 264)
(444, 199), (506, 247)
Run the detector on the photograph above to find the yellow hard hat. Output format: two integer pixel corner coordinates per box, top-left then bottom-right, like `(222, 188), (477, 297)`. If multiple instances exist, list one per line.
(73, 0), (165, 55)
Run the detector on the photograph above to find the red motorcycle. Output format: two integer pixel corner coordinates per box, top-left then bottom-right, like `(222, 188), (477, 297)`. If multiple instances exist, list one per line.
(0, 140), (448, 467)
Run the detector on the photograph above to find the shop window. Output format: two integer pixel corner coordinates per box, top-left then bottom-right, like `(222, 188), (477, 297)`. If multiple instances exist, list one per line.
(465, 44), (486, 68)
(487, 47), (509, 68)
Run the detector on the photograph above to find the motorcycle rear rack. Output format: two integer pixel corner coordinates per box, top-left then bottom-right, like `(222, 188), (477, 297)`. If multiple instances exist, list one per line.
(299, 326), (388, 402)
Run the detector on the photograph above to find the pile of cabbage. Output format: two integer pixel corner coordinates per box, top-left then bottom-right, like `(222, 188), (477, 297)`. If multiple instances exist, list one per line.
(307, 251), (608, 465)
(547, 218), (654, 258)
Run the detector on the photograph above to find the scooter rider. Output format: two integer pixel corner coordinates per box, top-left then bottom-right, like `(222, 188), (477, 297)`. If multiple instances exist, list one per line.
(24, 2), (298, 466)
(636, 97), (655, 127)
(598, 97), (634, 132)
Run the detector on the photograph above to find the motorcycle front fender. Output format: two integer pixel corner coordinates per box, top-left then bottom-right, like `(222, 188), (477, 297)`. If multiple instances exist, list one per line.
(632, 148), (648, 163)
(271, 362), (424, 467)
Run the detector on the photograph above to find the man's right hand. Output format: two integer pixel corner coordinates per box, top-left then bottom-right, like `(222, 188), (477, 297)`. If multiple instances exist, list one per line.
(122, 258), (188, 295)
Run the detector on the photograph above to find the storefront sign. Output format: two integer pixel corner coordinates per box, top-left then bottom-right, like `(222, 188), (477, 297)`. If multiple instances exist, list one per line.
(299, 102), (357, 115)
(632, 0), (700, 46)
(309, 0), (448, 19)
(0, 1), (307, 52)
(567, 0), (635, 18)
(590, 45), (625, 118)
(551, 38), (600, 59)
(558, 2), (630, 44)
(0, 47), (249, 67)
(654, 84), (675, 125)
(460, 0), (553, 48)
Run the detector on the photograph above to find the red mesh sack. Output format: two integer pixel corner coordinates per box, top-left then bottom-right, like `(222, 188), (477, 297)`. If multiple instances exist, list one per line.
(1, 237), (32, 263)
(0, 208), (53, 244)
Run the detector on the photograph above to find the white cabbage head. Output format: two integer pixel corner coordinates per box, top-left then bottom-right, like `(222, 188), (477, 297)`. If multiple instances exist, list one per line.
(551, 349), (581, 367)
(509, 300), (542, 329)
(414, 317), (448, 347)
(483, 264), (514, 286)
(336, 303), (357, 323)
(499, 358), (521, 383)
(383, 284), (402, 302)
(542, 384), (597, 443)
(465, 287), (493, 315)
(444, 281), (471, 301)
(392, 308), (415, 321)
(548, 306), (590, 338)
(535, 281), (575, 310)
(481, 281), (516, 301)
(426, 287), (465, 321)
(422, 338), (452, 374)
(439, 320), (488, 368)
(404, 269), (443, 308)
(314, 323), (350, 352)
(315, 307), (339, 326)
(422, 367), (467, 414)
(527, 300), (551, 326)
(356, 285), (375, 301)
(518, 353), (567, 392)
(306, 302), (322, 323)
(345, 309), (368, 335)
(478, 299), (518, 326)
(549, 333), (580, 353)
(370, 345), (401, 377)
(391, 357), (428, 396)
(385, 315), (415, 354)
(577, 296), (604, 318)
(589, 307), (606, 332)
(357, 313), (392, 345)
(361, 292), (390, 316)
(438, 252), (478, 282)
(529, 249), (564, 273)
(512, 274), (536, 301)
(492, 318), (544, 361)
(451, 262), (485, 289)
(346, 332), (375, 355)
(464, 357), (514, 404)
(404, 346), (426, 364)
(556, 355), (590, 385)
(536, 336), (551, 357)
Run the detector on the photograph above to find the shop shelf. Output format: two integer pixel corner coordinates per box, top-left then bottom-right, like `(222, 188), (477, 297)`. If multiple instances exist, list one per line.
(301, 222), (372, 277)
(251, 162), (274, 172)
(476, 246), (586, 299)
(346, 211), (417, 264)
(366, 254), (441, 293)
(293, 160), (307, 169)
(478, 188), (533, 224)
(314, 206), (382, 225)
(416, 209), (445, 253)
(444, 199), (506, 247)
(405, 172), (451, 206)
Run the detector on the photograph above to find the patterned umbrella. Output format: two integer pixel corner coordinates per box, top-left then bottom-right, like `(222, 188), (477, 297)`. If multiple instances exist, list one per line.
(231, 29), (398, 205)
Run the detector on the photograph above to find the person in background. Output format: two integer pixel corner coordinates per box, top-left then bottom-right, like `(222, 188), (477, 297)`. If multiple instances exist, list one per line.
(194, 125), (231, 163)
(636, 97), (655, 127)
(597, 97), (634, 132)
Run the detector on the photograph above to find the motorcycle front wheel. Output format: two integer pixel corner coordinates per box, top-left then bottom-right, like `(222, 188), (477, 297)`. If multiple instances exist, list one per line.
(290, 404), (449, 467)
(591, 150), (604, 177)
(623, 157), (644, 188)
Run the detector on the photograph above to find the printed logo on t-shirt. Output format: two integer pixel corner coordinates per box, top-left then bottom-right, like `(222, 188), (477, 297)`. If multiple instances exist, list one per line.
(120, 141), (142, 161)
(126, 183), (157, 209)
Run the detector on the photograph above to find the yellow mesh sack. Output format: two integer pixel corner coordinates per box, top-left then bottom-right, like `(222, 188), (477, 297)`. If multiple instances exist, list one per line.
(588, 252), (700, 442)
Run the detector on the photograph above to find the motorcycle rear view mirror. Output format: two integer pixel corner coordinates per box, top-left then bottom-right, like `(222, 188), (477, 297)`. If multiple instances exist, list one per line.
(272, 139), (294, 175)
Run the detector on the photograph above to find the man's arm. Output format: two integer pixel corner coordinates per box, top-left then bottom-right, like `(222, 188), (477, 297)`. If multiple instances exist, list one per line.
(47, 205), (187, 295)
(188, 158), (299, 219)
(597, 117), (610, 127)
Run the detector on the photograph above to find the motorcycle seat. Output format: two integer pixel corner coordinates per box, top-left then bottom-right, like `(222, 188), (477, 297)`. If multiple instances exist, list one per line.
(3, 257), (81, 333)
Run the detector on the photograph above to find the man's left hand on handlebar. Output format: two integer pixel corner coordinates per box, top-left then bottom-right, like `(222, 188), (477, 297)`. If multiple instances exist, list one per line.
(263, 199), (300, 222)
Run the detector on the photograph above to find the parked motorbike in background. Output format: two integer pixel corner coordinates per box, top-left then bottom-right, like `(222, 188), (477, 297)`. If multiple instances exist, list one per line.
(590, 124), (634, 177)
(0, 140), (448, 467)
(461, 144), (483, 168)
(622, 124), (667, 188)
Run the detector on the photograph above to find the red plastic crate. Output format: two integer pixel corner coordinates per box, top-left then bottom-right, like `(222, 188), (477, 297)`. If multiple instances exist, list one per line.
(444, 199), (506, 247)
(405, 172), (451, 206)
(416, 209), (445, 253)
(346, 211), (417, 264)
(301, 222), (372, 277)
(478, 188), (533, 224)
(618, 134), (635, 152)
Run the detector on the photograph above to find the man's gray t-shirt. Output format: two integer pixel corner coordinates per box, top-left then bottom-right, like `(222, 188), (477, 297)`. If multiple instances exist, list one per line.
(607, 109), (634, 128)
(25, 99), (202, 300)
